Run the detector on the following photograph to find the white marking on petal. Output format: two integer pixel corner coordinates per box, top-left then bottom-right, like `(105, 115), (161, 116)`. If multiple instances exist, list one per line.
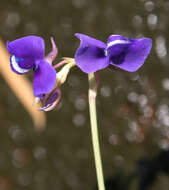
(107, 40), (130, 49)
(11, 55), (30, 74)
(109, 35), (121, 37)
(104, 49), (108, 56)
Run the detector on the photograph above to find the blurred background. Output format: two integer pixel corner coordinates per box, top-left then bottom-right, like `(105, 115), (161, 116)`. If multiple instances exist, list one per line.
(0, 0), (169, 189)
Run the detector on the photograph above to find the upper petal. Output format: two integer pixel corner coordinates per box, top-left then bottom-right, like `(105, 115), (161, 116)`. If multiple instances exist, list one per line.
(7, 35), (45, 59)
(107, 36), (152, 72)
(75, 33), (109, 73)
(75, 33), (107, 48)
(33, 60), (56, 97)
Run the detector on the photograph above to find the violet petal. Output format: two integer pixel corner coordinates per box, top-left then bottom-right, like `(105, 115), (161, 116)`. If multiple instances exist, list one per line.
(33, 60), (56, 97)
(7, 35), (45, 59)
(75, 33), (109, 73)
(108, 37), (152, 72)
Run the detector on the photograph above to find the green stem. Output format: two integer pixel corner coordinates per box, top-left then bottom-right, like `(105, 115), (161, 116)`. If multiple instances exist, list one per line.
(88, 73), (105, 190)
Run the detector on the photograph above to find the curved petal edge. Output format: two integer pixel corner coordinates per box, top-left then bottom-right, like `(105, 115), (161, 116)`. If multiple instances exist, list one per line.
(75, 33), (108, 73)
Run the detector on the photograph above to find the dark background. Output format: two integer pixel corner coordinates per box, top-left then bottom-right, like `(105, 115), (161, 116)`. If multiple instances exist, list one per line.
(0, 0), (169, 189)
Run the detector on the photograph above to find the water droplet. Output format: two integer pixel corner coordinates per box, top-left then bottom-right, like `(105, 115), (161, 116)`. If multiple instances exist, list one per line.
(155, 36), (167, 58)
(127, 92), (138, 103)
(100, 86), (112, 97)
(6, 12), (20, 28)
(144, 1), (155, 12)
(147, 13), (158, 30)
(73, 113), (85, 127)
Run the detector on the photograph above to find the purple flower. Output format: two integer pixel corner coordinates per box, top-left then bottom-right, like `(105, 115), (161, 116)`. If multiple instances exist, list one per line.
(7, 35), (57, 98)
(75, 33), (152, 73)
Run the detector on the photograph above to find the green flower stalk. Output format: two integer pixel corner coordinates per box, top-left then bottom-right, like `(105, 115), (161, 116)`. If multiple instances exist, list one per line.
(88, 73), (105, 190)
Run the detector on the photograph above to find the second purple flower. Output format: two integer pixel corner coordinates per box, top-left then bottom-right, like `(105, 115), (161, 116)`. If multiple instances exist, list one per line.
(75, 33), (152, 73)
